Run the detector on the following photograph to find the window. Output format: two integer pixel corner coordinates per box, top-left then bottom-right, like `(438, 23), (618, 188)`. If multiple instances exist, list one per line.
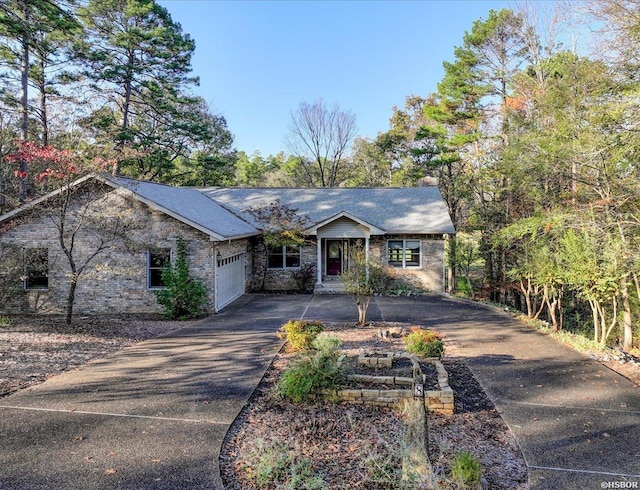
(148, 248), (171, 288)
(388, 240), (421, 268)
(24, 248), (48, 290)
(267, 245), (301, 269)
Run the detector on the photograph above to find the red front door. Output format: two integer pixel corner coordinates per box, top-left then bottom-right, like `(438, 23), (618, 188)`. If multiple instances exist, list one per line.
(326, 240), (342, 275)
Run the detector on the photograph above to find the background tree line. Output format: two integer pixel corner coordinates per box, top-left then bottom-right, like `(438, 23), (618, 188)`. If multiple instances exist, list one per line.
(0, 0), (236, 212)
(1, 0), (638, 350)
(367, 1), (640, 351)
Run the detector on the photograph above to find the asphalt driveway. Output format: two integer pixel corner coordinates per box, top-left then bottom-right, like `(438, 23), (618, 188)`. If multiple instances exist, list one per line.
(0, 294), (312, 490)
(1, 293), (638, 489)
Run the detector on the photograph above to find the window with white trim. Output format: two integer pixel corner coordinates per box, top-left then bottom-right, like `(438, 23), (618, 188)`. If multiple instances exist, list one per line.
(387, 240), (421, 268)
(147, 248), (171, 288)
(267, 245), (301, 269)
(24, 248), (48, 290)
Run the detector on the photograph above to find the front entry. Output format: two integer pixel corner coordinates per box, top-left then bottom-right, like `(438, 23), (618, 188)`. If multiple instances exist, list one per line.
(326, 239), (348, 276)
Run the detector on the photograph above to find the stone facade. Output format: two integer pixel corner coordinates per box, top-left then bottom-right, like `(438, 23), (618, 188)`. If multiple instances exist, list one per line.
(245, 235), (445, 293)
(248, 242), (317, 292)
(369, 235), (445, 292)
(0, 185), (219, 315)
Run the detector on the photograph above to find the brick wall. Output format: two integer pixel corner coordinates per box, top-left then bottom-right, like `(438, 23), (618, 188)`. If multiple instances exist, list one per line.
(0, 185), (223, 315)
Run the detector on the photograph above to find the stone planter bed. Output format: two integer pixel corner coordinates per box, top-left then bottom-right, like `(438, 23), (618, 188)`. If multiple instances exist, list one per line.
(313, 351), (455, 414)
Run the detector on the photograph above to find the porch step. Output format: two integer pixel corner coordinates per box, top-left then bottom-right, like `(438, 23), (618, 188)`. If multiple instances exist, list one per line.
(314, 281), (347, 294)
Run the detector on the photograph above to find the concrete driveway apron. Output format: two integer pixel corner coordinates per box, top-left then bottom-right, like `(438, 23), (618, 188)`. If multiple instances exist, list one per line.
(0, 294), (312, 490)
(371, 294), (640, 490)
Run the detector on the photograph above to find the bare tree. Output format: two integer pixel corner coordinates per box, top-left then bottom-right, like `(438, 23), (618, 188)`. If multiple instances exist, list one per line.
(286, 99), (356, 187)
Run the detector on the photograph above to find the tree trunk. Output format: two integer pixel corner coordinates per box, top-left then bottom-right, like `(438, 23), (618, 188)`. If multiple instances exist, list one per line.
(19, 3), (30, 203)
(356, 295), (370, 324)
(38, 57), (49, 146)
(520, 278), (533, 317)
(620, 279), (633, 350)
(66, 273), (77, 325)
(112, 50), (135, 176)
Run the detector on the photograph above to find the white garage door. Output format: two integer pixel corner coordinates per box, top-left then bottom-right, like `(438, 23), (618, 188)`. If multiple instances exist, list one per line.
(215, 252), (245, 311)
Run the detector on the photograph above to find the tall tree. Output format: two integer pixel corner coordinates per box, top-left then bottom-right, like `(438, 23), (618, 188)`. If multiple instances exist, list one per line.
(286, 99), (356, 187)
(347, 137), (392, 187)
(0, 0), (78, 201)
(75, 0), (198, 176)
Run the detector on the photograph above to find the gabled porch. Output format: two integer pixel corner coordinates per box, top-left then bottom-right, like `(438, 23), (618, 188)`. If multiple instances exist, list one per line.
(308, 212), (384, 294)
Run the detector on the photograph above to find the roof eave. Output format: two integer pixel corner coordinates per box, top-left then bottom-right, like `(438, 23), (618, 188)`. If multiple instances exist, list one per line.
(306, 211), (386, 235)
(0, 173), (99, 224)
(112, 187), (232, 241)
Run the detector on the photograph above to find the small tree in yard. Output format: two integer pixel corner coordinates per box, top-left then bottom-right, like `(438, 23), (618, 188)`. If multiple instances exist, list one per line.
(7, 141), (135, 324)
(155, 236), (208, 320)
(245, 199), (310, 290)
(341, 242), (388, 324)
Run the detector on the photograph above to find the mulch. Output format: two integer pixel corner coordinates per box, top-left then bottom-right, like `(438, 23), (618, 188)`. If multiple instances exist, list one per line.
(219, 322), (529, 489)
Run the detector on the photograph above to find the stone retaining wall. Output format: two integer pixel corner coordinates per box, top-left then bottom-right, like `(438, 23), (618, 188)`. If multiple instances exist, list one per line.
(312, 352), (454, 415)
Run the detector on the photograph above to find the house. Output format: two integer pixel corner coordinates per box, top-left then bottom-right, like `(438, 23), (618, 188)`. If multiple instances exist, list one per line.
(0, 174), (455, 316)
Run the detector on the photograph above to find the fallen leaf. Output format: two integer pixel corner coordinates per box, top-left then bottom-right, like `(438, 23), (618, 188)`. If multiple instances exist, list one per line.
(105, 468), (116, 475)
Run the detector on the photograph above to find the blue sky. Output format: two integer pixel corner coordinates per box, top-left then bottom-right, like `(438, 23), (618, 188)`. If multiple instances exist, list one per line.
(160, 0), (514, 156)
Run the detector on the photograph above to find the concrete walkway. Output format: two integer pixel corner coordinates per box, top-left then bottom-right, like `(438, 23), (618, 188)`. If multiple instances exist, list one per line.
(1, 293), (639, 489)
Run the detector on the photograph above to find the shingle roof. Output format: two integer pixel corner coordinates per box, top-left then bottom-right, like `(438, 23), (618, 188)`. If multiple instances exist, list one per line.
(200, 187), (455, 235)
(103, 176), (258, 240)
(0, 175), (455, 238)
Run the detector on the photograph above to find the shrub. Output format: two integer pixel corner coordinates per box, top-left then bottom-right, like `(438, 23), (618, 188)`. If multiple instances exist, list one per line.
(404, 327), (444, 358)
(277, 345), (346, 403)
(154, 236), (208, 320)
(241, 439), (325, 489)
(311, 334), (342, 353)
(292, 262), (316, 292)
(450, 450), (482, 488)
(278, 319), (324, 351)
(245, 439), (291, 488)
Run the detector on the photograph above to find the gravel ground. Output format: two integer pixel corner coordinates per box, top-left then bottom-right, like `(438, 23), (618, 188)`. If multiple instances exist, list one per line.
(0, 314), (186, 397)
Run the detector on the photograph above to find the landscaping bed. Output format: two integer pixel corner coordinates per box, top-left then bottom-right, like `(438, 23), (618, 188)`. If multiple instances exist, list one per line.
(220, 322), (529, 489)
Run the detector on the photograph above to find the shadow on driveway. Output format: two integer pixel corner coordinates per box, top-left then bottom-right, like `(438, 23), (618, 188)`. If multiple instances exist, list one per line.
(1, 293), (638, 490)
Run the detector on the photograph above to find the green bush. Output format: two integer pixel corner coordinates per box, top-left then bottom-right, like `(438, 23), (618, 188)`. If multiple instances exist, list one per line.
(245, 439), (291, 488)
(450, 450), (482, 488)
(242, 439), (325, 489)
(404, 327), (444, 358)
(278, 319), (324, 351)
(154, 236), (208, 320)
(278, 345), (346, 403)
(311, 334), (342, 353)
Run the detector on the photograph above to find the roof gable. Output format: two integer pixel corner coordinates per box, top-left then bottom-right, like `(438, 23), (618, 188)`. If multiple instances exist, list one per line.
(309, 211), (385, 235)
(102, 176), (257, 240)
